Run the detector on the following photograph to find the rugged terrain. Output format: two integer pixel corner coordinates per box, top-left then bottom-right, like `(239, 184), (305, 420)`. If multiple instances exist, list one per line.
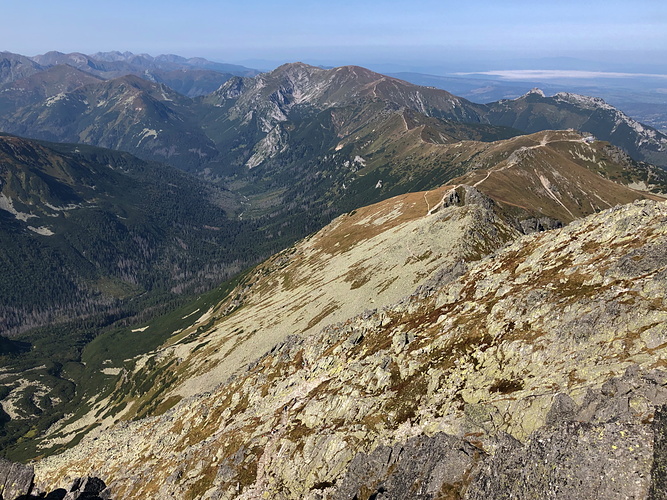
(32, 193), (667, 499)
(6, 126), (656, 458)
(485, 88), (667, 168)
(5, 57), (665, 462)
(1, 54), (667, 498)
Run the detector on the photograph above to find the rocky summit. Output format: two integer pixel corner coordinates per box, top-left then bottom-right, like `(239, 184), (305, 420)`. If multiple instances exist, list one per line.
(29, 191), (667, 498)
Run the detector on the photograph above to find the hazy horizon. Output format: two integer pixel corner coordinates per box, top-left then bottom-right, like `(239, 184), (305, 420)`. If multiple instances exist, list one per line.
(2, 0), (666, 76)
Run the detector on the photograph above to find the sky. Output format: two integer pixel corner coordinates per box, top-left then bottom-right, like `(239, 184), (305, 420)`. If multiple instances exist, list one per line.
(2, 0), (666, 74)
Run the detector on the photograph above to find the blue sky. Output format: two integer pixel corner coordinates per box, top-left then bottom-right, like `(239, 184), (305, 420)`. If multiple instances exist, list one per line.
(2, 0), (666, 73)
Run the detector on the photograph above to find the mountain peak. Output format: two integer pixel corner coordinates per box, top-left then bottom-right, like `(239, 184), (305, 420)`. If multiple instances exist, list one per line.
(524, 87), (546, 97)
(269, 61), (324, 75)
(553, 91), (613, 110)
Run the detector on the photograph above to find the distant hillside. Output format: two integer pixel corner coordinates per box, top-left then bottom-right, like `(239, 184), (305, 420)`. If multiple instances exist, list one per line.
(0, 51), (43, 85)
(31, 50), (259, 81)
(0, 64), (103, 114)
(0, 50), (259, 100)
(484, 88), (667, 168)
(0, 75), (219, 171)
(0, 134), (269, 336)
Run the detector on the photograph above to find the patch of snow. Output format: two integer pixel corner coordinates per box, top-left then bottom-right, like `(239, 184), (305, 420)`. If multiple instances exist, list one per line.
(182, 309), (200, 320)
(44, 202), (81, 211)
(131, 326), (150, 333)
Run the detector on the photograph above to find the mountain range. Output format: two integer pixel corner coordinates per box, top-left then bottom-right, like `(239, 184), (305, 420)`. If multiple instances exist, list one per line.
(1, 50), (258, 95)
(388, 70), (667, 134)
(1, 56), (666, 177)
(0, 52), (666, 499)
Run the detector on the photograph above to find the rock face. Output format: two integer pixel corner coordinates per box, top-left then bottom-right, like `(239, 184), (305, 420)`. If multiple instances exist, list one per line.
(463, 368), (667, 499)
(0, 458), (33, 499)
(31, 197), (667, 499)
(466, 421), (653, 500)
(331, 433), (480, 499)
(332, 367), (667, 499)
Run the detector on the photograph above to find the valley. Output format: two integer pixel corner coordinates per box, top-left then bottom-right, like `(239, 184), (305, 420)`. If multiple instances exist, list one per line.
(0, 51), (665, 498)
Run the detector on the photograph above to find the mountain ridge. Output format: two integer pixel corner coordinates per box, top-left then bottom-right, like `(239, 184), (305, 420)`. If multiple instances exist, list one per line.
(33, 194), (667, 499)
(1, 59), (665, 184)
(486, 87), (667, 167)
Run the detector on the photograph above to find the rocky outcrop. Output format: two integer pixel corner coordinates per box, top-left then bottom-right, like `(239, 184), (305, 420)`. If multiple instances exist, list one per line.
(331, 367), (667, 499)
(0, 460), (106, 500)
(59, 476), (110, 500)
(330, 433), (481, 499)
(466, 421), (653, 500)
(464, 367), (667, 500)
(20, 476), (110, 500)
(0, 458), (33, 499)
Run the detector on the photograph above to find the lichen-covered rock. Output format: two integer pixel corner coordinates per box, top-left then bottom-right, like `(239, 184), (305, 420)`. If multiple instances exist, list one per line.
(0, 458), (33, 499)
(331, 433), (482, 499)
(465, 421), (653, 499)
